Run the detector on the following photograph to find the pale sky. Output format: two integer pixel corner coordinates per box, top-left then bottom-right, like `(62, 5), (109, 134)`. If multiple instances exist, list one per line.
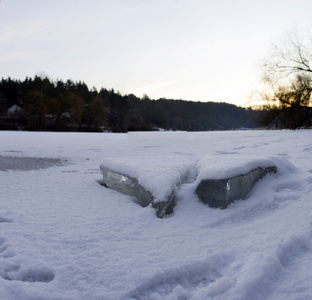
(1, 0), (311, 106)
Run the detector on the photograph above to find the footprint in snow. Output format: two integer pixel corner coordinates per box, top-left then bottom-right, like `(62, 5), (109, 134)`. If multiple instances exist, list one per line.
(0, 229), (54, 283)
(0, 249), (54, 283)
(273, 176), (312, 200)
(232, 146), (246, 150)
(3, 264), (55, 283)
(0, 216), (12, 223)
(0, 237), (15, 259)
(61, 170), (78, 173)
(216, 150), (237, 155)
(273, 179), (305, 193)
(261, 234), (312, 300)
(126, 261), (225, 299)
(83, 168), (99, 174)
(0, 236), (9, 253)
(251, 142), (269, 148)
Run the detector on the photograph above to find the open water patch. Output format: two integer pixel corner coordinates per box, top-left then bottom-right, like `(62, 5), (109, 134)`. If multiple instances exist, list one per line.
(0, 156), (65, 171)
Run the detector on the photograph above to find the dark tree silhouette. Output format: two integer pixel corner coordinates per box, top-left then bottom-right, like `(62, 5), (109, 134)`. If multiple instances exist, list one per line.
(261, 30), (312, 128)
(0, 76), (258, 132)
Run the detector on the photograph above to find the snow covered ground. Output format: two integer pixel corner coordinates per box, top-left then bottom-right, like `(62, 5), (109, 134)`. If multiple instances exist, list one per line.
(0, 130), (312, 300)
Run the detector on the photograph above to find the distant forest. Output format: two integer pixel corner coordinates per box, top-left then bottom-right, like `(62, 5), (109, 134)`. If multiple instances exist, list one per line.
(0, 76), (260, 132)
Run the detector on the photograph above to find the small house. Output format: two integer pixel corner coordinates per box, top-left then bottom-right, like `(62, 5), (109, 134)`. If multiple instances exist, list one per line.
(7, 104), (25, 117)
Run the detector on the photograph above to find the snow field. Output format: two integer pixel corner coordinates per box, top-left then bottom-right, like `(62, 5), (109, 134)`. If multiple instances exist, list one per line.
(0, 130), (311, 299)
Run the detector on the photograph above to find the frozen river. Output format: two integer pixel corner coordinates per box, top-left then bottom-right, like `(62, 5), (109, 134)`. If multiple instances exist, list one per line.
(0, 130), (312, 300)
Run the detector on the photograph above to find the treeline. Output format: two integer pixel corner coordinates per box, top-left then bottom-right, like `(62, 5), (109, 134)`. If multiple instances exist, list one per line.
(0, 76), (259, 132)
(257, 105), (312, 129)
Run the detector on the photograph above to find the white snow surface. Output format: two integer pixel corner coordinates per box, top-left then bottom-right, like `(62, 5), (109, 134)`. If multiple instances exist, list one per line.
(196, 155), (278, 181)
(0, 130), (312, 300)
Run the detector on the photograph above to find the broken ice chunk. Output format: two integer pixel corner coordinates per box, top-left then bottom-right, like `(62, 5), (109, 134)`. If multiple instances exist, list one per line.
(100, 165), (153, 207)
(99, 155), (192, 218)
(100, 165), (177, 218)
(195, 166), (277, 208)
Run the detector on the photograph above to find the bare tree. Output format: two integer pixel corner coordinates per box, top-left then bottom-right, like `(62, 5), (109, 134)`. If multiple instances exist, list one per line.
(262, 30), (312, 85)
(272, 74), (312, 108)
(260, 30), (312, 128)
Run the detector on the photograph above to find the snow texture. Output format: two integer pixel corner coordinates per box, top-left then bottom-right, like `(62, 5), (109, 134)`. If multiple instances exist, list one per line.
(0, 130), (312, 299)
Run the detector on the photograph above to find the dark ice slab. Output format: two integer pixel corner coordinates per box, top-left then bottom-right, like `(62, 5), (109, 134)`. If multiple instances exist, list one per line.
(100, 165), (176, 218)
(195, 166), (277, 208)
